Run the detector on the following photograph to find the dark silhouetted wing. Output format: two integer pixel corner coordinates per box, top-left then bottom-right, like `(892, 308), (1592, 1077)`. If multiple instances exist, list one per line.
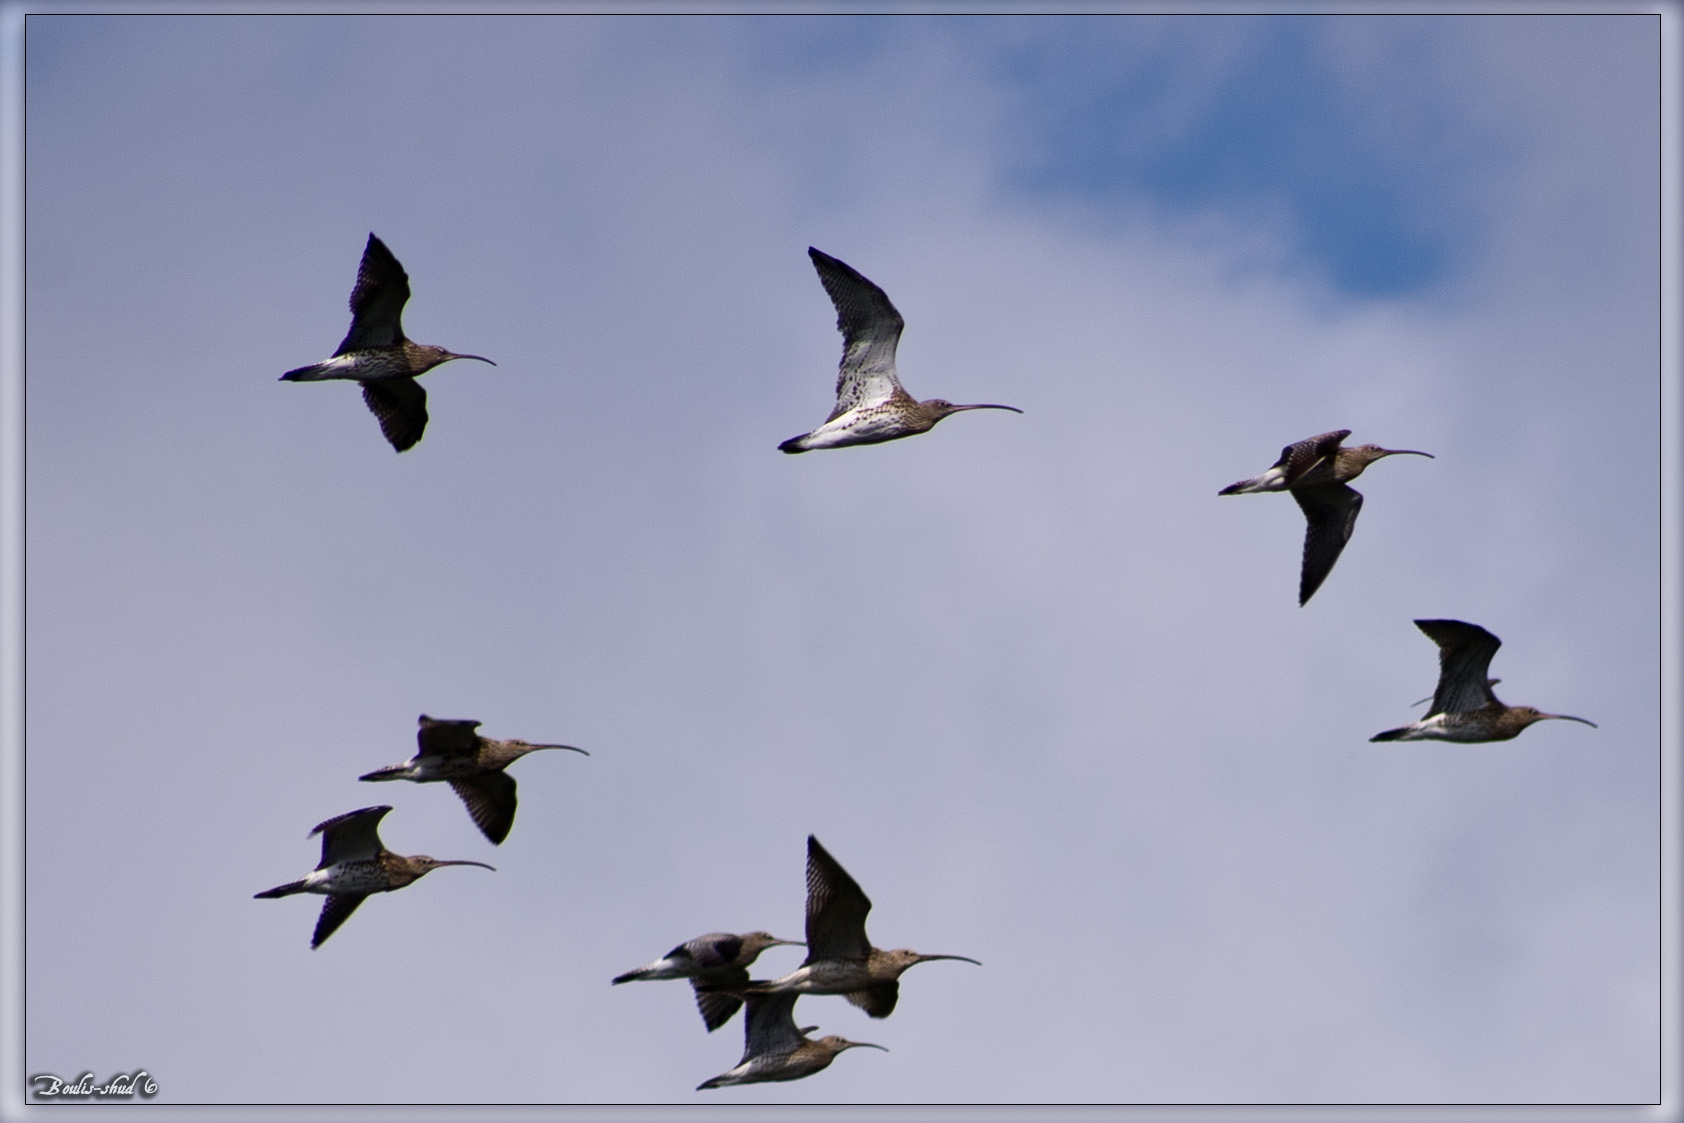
(805, 835), (872, 960)
(336, 234), (411, 354)
(312, 894), (367, 948)
(1293, 483), (1362, 605)
(1415, 619), (1503, 716)
(845, 982), (899, 1018)
(361, 377), (428, 452)
(418, 714), (483, 757)
(808, 248), (906, 420)
(693, 967), (748, 1032)
(312, 805), (391, 868)
(449, 772), (518, 845)
(1279, 430), (1351, 486)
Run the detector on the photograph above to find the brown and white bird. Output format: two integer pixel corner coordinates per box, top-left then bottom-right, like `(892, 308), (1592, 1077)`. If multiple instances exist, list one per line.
(778, 248), (1020, 453)
(282, 234), (494, 451)
(1219, 428), (1432, 604)
(1371, 619), (1597, 743)
(696, 993), (885, 1090)
(359, 715), (587, 845)
(613, 931), (804, 1031)
(713, 835), (979, 1018)
(253, 805), (493, 948)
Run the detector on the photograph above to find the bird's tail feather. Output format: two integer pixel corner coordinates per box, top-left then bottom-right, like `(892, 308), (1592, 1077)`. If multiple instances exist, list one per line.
(254, 879), (307, 898)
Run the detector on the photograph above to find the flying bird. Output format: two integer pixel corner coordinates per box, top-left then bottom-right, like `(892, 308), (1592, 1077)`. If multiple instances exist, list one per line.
(282, 233), (494, 452)
(1219, 429), (1432, 604)
(253, 805), (493, 948)
(778, 247), (1021, 453)
(613, 931), (804, 1032)
(1370, 619), (1597, 743)
(709, 835), (979, 1018)
(696, 993), (885, 1090)
(359, 714), (588, 845)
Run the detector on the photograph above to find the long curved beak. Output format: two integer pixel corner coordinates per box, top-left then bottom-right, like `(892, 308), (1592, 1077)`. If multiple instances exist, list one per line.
(532, 744), (590, 755)
(917, 953), (982, 966)
(450, 353), (497, 366)
(950, 404), (1023, 414)
(1542, 713), (1598, 728)
(769, 938), (805, 948)
(438, 860), (497, 871)
(841, 1041), (889, 1053)
(1379, 448), (1433, 459)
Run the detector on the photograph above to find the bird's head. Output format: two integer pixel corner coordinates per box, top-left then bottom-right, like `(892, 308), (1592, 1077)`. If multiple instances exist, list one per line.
(883, 948), (983, 976)
(919, 399), (1023, 424)
(1512, 707), (1598, 732)
(415, 344), (496, 373)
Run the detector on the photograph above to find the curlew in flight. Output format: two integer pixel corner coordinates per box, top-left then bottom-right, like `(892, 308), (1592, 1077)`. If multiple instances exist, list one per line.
(360, 714), (587, 845)
(1371, 619), (1597, 743)
(1219, 429), (1432, 604)
(778, 248), (1020, 453)
(708, 835), (979, 1018)
(282, 233), (494, 452)
(697, 993), (885, 1090)
(253, 805), (493, 948)
(613, 931), (804, 1032)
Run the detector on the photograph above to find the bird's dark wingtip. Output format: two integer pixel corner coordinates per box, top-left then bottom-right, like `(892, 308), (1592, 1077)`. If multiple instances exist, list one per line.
(778, 437), (807, 454)
(1369, 729), (1404, 742)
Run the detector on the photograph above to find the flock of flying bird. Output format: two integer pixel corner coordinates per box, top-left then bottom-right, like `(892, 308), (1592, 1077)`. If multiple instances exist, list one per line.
(255, 233), (1597, 1093)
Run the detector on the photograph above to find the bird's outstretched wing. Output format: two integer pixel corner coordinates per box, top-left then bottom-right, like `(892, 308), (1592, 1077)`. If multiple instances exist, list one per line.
(312, 805), (391, 868)
(449, 771), (519, 845)
(805, 835), (873, 960)
(845, 982), (899, 1019)
(808, 248), (906, 420)
(741, 993), (804, 1063)
(693, 967), (748, 1032)
(312, 894), (367, 948)
(336, 233), (411, 354)
(1279, 430), (1351, 486)
(418, 715), (483, 757)
(362, 377), (428, 452)
(1292, 483), (1363, 605)
(1415, 619), (1503, 716)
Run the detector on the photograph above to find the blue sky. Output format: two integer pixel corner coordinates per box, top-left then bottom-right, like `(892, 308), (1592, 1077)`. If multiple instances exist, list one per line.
(5, 9), (1672, 1110)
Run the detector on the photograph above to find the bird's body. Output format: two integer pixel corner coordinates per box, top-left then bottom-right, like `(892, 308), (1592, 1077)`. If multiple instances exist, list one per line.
(1219, 429), (1432, 604)
(779, 248), (1020, 453)
(282, 233), (494, 452)
(359, 714), (587, 845)
(719, 835), (979, 1019)
(696, 993), (884, 1090)
(1371, 619), (1597, 743)
(253, 805), (493, 948)
(613, 931), (803, 1031)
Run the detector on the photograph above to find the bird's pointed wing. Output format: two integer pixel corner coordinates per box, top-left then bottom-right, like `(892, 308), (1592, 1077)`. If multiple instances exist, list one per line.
(361, 377), (428, 452)
(335, 234), (411, 353)
(1279, 430), (1352, 486)
(741, 993), (804, 1062)
(1415, 619), (1503, 716)
(418, 715), (483, 758)
(693, 968), (748, 1032)
(845, 982), (899, 1019)
(312, 806), (391, 868)
(808, 248), (906, 420)
(805, 835), (872, 960)
(448, 772), (518, 845)
(311, 894), (367, 948)
(1292, 483), (1362, 605)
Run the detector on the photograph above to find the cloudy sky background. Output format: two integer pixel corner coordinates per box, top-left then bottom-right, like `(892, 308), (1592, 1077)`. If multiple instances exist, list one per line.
(12, 11), (1669, 1106)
